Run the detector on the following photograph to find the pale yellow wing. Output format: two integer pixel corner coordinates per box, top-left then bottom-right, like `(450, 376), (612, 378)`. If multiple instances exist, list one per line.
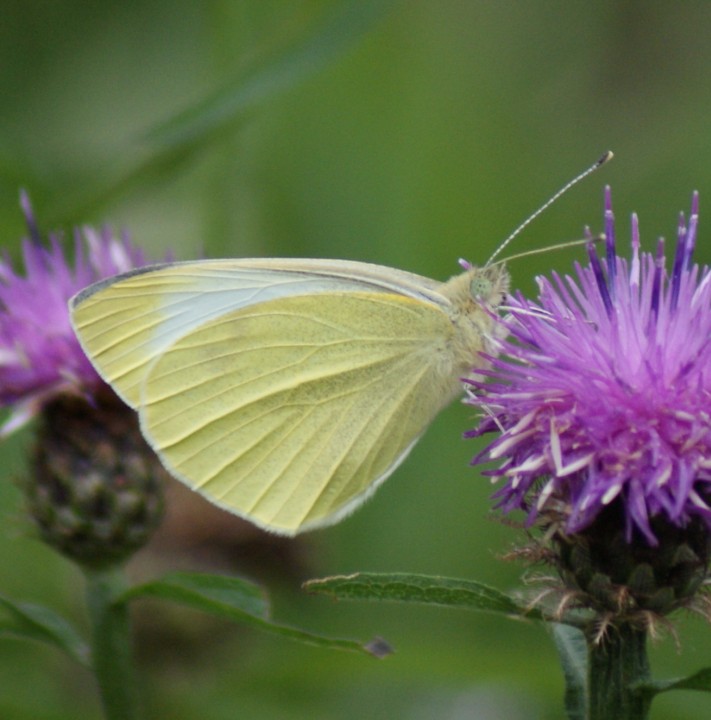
(70, 259), (449, 407)
(139, 291), (461, 535)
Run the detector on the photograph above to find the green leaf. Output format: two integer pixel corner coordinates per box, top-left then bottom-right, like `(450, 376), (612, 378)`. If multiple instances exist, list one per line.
(120, 572), (387, 658)
(120, 571), (269, 617)
(304, 572), (543, 619)
(552, 623), (588, 720)
(147, 0), (397, 153)
(0, 593), (89, 666)
(633, 667), (711, 696)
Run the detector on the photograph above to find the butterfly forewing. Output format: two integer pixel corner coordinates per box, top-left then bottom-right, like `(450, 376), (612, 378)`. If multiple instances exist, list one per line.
(139, 292), (461, 534)
(70, 259), (448, 407)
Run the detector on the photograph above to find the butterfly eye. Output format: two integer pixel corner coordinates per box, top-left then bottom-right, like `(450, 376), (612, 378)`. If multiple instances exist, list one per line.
(470, 276), (493, 299)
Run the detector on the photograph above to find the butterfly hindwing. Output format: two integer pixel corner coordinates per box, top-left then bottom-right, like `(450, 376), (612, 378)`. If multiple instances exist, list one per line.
(138, 291), (461, 534)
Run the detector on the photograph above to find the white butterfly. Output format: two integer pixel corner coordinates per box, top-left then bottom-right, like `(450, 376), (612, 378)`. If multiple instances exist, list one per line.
(70, 257), (509, 535)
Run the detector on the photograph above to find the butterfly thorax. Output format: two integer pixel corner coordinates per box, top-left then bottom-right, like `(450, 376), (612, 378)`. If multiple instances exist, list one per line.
(438, 264), (510, 375)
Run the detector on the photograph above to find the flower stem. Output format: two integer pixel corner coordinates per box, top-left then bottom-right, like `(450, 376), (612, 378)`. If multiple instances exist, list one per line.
(588, 623), (651, 720)
(84, 565), (140, 720)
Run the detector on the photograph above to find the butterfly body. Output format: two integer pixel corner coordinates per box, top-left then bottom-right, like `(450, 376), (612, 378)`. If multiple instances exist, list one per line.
(70, 258), (508, 535)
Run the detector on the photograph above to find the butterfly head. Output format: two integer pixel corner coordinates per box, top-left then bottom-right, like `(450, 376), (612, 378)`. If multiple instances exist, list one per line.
(469, 264), (510, 308)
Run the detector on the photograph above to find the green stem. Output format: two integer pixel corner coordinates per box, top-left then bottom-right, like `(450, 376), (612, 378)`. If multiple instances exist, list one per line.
(587, 623), (651, 720)
(84, 565), (140, 720)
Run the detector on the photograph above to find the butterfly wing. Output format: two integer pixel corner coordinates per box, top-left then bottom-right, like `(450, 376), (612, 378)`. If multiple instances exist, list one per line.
(70, 258), (447, 407)
(137, 291), (461, 534)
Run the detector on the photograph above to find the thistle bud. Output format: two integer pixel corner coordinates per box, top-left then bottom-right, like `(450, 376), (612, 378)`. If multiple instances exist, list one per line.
(26, 390), (164, 568)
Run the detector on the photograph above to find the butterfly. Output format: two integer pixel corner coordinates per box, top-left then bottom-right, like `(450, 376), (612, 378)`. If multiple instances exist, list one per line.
(70, 257), (509, 535)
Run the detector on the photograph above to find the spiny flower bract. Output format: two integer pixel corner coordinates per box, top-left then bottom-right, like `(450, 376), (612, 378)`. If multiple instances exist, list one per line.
(468, 187), (711, 547)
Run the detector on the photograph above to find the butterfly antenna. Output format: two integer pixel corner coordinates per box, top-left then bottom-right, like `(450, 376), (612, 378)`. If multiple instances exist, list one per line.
(489, 234), (605, 267)
(485, 151), (613, 266)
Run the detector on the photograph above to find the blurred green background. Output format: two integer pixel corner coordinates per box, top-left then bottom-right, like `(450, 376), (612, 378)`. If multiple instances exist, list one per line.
(1, 1), (711, 718)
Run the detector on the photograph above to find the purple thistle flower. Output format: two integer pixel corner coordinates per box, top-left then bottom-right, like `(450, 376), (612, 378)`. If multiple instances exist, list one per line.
(0, 193), (151, 436)
(468, 187), (711, 547)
